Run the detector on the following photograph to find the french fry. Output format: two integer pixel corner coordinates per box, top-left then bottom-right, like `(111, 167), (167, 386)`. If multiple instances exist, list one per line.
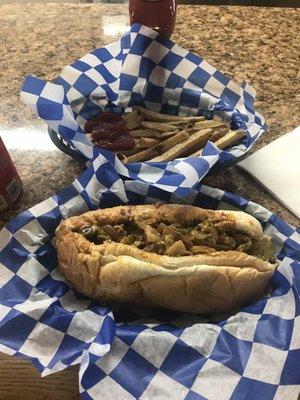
(134, 137), (160, 148)
(130, 129), (161, 138)
(189, 120), (228, 130)
(167, 120), (202, 128)
(117, 152), (127, 161)
(159, 130), (179, 139)
(191, 129), (246, 157)
(118, 148), (141, 158)
(126, 115), (144, 130)
(125, 131), (189, 163)
(167, 120), (224, 132)
(123, 110), (139, 123)
(213, 129), (246, 149)
(149, 129), (212, 162)
(210, 126), (229, 142)
(140, 121), (177, 132)
(133, 106), (206, 123)
(187, 125), (229, 149)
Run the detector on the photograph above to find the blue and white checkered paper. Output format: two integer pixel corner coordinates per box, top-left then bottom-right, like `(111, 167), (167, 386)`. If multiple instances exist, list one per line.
(0, 154), (299, 400)
(21, 24), (267, 192)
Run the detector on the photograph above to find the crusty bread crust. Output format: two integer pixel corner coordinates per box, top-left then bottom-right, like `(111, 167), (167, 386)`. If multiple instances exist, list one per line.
(55, 204), (275, 314)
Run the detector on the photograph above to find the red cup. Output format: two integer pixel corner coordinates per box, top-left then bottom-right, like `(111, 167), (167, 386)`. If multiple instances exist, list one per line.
(0, 137), (22, 213)
(129, 0), (177, 38)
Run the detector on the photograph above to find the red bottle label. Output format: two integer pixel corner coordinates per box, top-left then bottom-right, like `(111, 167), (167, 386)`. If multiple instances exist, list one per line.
(0, 137), (22, 212)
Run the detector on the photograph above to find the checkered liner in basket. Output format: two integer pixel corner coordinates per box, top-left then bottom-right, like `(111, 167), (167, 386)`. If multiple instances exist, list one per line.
(0, 154), (299, 400)
(21, 24), (267, 191)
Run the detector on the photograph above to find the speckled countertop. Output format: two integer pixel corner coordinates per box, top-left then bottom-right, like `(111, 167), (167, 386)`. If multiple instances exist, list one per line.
(0, 4), (299, 228)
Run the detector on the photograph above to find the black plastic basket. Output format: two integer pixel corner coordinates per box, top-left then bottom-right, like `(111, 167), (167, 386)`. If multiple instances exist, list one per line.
(48, 128), (87, 163)
(48, 126), (248, 173)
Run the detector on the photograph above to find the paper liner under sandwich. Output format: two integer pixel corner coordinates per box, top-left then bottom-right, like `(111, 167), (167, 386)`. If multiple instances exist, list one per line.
(0, 153), (299, 400)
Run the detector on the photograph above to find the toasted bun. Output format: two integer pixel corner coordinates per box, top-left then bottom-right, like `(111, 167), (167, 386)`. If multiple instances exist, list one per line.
(55, 204), (276, 314)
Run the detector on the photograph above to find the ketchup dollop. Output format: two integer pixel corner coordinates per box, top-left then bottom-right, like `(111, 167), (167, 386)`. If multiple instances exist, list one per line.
(84, 112), (134, 152)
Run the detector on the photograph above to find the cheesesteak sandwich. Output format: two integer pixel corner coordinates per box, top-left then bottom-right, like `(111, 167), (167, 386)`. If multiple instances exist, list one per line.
(55, 204), (276, 314)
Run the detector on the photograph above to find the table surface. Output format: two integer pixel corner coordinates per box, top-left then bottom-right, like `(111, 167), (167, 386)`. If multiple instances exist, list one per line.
(0, 4), (299, 399)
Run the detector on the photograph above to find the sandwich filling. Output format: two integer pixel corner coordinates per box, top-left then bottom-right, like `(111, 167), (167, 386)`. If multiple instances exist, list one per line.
(78, 216), (275, 263)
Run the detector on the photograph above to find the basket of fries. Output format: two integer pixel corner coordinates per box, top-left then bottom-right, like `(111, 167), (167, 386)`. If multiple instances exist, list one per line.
(21, 24), (266, 189)
(48, 106), (246, 165)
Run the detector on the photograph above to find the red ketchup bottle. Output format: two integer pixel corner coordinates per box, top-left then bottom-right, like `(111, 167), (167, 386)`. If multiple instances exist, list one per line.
(129, 0), (177, 38)
(0, 136), (22, 213)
